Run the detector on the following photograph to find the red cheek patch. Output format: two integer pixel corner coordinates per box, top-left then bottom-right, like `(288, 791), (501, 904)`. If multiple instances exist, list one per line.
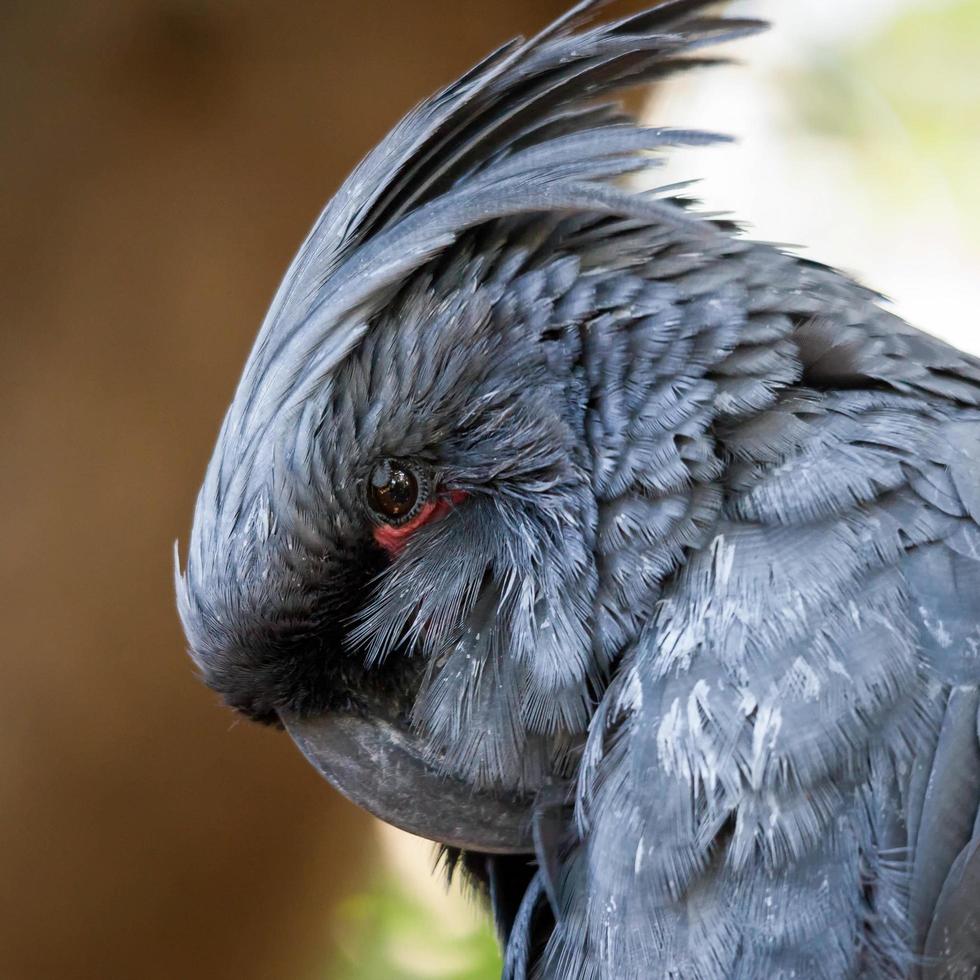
(373, 491), (468, 557)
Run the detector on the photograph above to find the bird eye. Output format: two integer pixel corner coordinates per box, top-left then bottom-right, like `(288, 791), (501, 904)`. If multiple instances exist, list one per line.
(366, 459), (427, 525)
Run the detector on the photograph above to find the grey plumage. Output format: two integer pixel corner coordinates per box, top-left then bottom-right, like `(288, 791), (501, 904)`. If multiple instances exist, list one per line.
(176, 1), (980, 977)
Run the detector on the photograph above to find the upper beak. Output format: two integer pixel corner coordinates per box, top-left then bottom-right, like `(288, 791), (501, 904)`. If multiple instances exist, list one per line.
(281, 693), (535, 854)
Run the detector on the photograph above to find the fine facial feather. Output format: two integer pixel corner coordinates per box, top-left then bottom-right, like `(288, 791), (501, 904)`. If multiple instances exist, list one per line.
(175, 2), (980, 977)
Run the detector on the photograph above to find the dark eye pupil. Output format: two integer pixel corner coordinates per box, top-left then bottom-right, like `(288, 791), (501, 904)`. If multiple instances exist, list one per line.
(367, 461), (419, 521)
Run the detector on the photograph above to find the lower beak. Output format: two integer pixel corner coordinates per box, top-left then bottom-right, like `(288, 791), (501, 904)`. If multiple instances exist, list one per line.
(281, 695), (535, 854)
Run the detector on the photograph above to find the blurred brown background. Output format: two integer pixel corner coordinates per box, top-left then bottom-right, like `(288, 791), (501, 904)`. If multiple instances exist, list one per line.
(0, 3), (567, 979)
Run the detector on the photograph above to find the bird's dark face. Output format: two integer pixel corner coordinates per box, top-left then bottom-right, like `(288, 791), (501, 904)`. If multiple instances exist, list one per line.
(178, 274), (600, 844)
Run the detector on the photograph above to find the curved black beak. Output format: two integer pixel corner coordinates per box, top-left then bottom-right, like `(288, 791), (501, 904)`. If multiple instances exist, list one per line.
(281, 699), (535, 854)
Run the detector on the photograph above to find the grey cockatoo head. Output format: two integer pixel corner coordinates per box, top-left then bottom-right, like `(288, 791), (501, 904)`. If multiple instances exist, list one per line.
(176, 1), (759, 851)
(177, 282), (593, 849)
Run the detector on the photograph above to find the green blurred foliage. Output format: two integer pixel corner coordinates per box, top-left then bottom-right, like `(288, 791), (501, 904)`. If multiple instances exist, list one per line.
(788, 0), (980, 241)
(328, 879), (501, 980)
